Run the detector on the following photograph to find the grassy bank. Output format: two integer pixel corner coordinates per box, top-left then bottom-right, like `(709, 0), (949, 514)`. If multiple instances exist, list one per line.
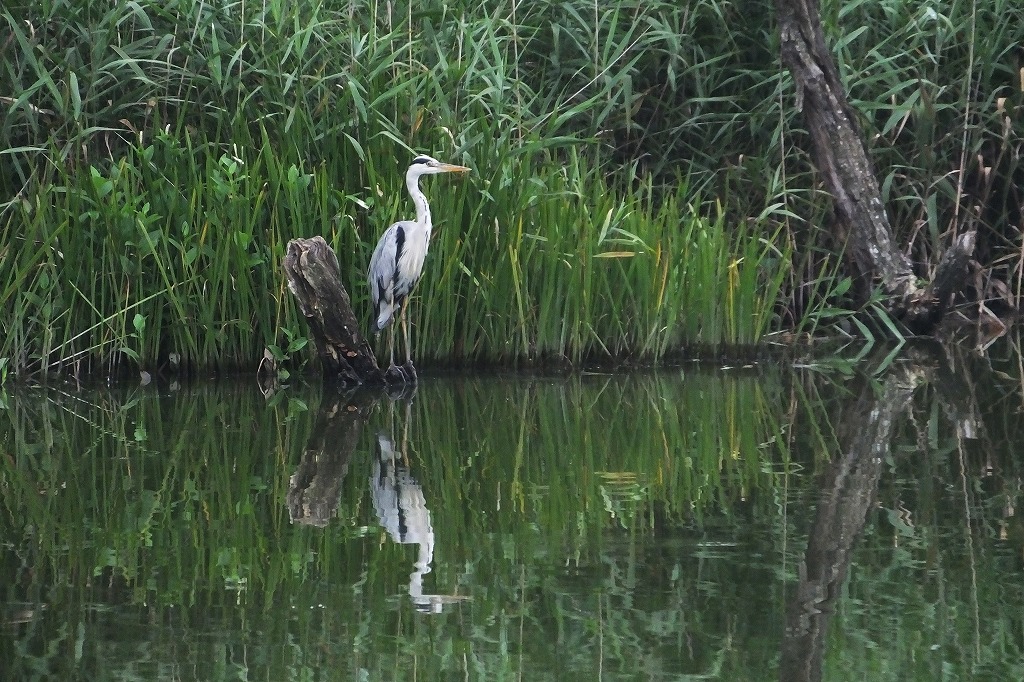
(2, 0), (1021, 379)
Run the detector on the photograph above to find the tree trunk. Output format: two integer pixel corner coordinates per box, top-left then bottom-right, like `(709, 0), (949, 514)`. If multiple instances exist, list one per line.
(282, 237), (384, 384)
(775, 0), (975, 332)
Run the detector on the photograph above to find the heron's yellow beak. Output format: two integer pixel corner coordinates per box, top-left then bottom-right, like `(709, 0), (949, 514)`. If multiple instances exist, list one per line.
(440, 163), (471, 173)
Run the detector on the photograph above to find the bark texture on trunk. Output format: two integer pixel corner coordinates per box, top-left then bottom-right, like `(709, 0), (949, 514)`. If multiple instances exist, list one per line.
(775, 0), (975, 332)
(283, 237), (383, 384)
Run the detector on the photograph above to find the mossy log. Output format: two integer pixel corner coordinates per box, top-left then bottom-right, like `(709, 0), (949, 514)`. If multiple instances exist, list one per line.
(283, 237), (384, 384)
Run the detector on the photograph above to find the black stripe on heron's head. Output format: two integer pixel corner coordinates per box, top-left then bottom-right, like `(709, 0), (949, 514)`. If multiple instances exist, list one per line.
(410, 155), (433, 166)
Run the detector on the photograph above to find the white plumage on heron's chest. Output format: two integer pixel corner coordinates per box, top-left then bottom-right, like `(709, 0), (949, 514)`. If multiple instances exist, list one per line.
(396, 222), (430, 294)
(367, 218), (433, 332)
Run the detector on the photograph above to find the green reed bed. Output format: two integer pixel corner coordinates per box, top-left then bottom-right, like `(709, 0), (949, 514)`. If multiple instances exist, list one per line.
(6, 0), (1019, 379)
(1, 139), (784, 378)
(0, 0), (793, 379)
(415, 162), (787, 366)
(1, 135), (310, 376)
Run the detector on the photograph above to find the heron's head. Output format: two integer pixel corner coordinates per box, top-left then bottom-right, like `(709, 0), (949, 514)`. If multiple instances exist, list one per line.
(408, 155), (471, 177)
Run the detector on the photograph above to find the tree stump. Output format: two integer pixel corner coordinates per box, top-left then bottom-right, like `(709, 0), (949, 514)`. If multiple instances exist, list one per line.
(283, 237), (384, 384)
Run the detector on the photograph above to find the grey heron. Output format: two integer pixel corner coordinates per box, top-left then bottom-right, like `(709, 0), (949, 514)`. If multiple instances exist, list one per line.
(367, 154), (470, 381)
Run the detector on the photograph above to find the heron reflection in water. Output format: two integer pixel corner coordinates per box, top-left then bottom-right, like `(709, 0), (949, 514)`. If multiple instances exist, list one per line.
(371, 431), (469, 612)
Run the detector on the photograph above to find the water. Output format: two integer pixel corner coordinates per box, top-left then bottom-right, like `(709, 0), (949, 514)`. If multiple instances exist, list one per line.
(2, 349), (1024, 680)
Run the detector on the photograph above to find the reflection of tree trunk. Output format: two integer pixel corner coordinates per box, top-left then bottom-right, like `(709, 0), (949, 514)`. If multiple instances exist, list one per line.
(780, 369), (916, 682)
(287, 391), (376, 526)
(774, 0), (975, 331)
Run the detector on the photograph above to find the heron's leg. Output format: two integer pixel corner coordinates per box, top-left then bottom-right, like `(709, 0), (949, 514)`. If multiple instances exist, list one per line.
(387, 309), (397, 368)
(401, 399), (412, 468)
(400, 300), (418, 383)
(402, 301), (413, 367)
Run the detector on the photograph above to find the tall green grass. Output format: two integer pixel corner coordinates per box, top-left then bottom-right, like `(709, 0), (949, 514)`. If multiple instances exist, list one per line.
(1, 135), (783, 376)
(1, 135), (324, 375)
(2, 0), (1021, 378)
(415, 162), (785, 365)
(829, 0), (1024, 296)
(0, 0), (789, 379)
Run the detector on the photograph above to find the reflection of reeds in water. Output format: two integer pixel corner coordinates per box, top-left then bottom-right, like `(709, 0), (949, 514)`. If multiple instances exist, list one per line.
(1, 604), (44, 626)
(4, 366), (1024, 677)
(597, 471), (648, 529)
(407, 371), (801, 544)
(0, 372), (798, 599)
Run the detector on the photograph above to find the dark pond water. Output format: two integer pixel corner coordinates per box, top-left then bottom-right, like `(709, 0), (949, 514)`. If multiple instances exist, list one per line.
(3, 345), (1024, 681)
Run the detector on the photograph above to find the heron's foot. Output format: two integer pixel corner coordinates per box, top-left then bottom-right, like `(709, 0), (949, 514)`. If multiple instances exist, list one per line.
(384, 363), (413, 385)
(401, 361), (418, 384)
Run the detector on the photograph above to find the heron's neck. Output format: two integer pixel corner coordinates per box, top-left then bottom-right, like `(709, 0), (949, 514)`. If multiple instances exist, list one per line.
(406, 172), (431, 234)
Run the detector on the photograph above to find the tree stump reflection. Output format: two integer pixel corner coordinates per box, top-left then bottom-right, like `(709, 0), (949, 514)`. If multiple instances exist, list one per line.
(286, 390), (467, 611)
(286, 391), (376, 526)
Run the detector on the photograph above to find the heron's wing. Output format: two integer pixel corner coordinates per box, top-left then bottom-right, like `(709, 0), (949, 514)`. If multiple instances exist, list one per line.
(367, 223), (402, 308)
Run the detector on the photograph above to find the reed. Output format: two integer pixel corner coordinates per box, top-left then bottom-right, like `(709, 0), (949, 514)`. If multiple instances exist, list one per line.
(413, 161), (787, 366)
